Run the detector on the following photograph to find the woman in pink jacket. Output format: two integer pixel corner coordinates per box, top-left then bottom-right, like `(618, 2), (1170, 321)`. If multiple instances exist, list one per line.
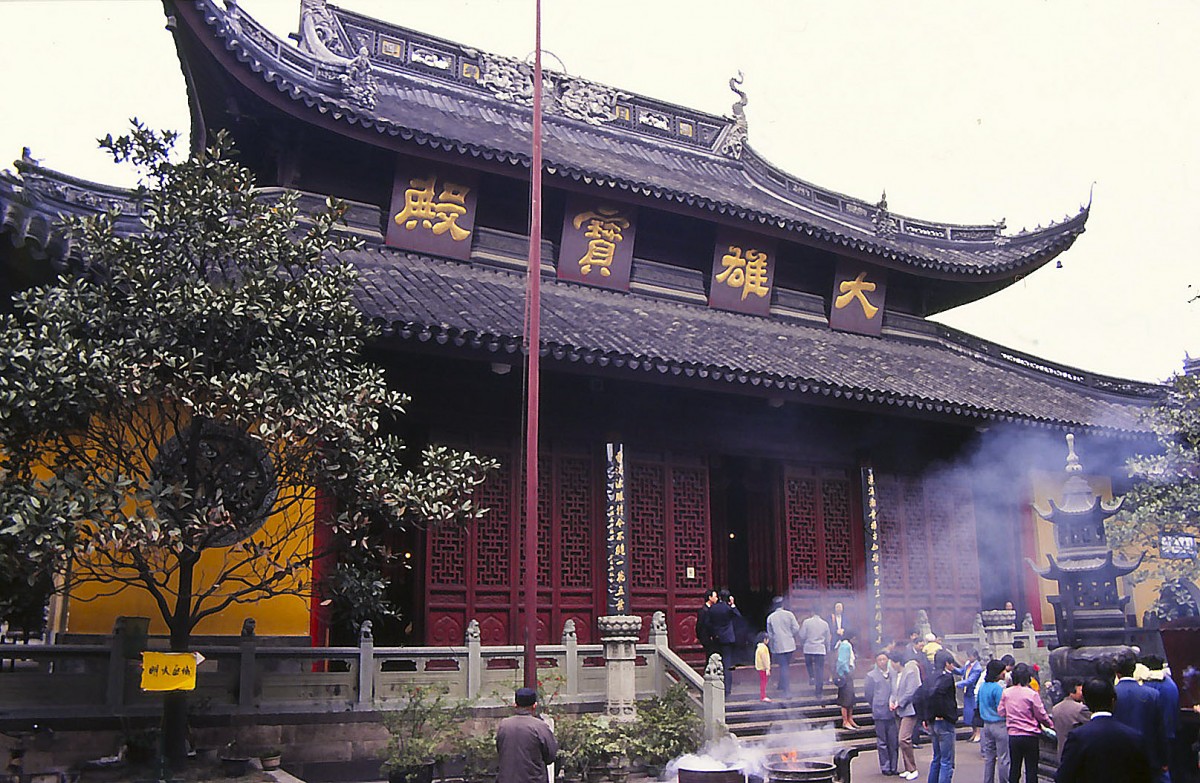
(998, 663), (1053, 783)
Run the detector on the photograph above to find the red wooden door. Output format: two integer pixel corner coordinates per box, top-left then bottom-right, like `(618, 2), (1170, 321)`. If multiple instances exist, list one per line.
(778, 465), (865, 621)
(627, 454), (712, 651)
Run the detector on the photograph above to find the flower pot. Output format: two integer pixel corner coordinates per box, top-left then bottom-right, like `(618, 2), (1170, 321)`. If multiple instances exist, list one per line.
(220, 756), (252, 777)
(388, 762), (435, 783)
(260, 754), (282, 771)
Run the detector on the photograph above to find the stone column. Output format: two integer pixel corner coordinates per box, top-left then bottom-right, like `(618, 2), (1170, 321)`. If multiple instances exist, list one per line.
(981, 609), (1018, 661)
(598, 614), (642, 722)
(465, 620), (482, 699)
(562, 620), (579, 696)
(648, 611), (668, 696)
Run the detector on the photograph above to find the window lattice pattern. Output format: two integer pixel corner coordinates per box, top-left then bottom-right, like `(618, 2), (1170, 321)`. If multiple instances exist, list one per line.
(629, 463), (666, 588)
(475, 458), (513, 587)
(559, 456), (594, 588)
(821, 479), (854, 590)
(429, 524), (466, 585)
(672, 467), (709, 590)
(785, 477), (820, 589)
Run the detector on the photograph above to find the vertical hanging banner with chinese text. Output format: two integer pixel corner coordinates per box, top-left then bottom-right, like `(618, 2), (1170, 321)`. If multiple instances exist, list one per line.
(829, 261), (887, 336)
(385, 160), (479, 261)
(558, 195), (638, 290)
(708, 228), (777, 316)
(605, 442), (631, 615)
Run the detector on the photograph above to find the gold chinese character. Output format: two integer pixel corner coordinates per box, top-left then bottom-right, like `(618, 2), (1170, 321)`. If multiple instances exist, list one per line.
(614, 543), (625, 556)
(616, 570), (626, 583)
(834, 271), (879, 318)
(572, 207), (630, 276)
(715, 245), (771, 300)
(393, 176), (471, 241)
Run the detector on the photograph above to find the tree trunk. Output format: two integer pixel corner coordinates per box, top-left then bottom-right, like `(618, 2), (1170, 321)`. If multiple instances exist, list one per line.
(163, 555), (197, 769)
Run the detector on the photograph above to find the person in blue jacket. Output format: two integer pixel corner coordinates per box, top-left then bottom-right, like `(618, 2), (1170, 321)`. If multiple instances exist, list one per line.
(956, 648), (983, 742)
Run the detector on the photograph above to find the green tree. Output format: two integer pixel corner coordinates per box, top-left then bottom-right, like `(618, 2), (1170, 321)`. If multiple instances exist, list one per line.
(0, 124), (495, 764)
(1107, 371), (1200, 617)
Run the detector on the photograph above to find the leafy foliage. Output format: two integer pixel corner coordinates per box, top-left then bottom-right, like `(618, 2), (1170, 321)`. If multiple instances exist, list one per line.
(626, 684), (703, 768)
(555, 715), (629, 780)
(382, 683), (471, 772)
(1107, 373), (1200, 590)
(0, 123), (496, 759)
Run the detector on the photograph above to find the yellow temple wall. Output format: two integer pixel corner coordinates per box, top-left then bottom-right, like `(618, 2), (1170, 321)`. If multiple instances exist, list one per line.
(63, 498), (314, 638)
(1028, 469), (1156, 627)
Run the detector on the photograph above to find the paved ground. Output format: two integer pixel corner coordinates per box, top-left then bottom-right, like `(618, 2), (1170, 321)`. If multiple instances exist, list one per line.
(851, 738), (992, 782)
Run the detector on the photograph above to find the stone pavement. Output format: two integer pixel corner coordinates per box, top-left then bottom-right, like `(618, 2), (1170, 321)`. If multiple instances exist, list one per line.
(850, 737), (995, 782)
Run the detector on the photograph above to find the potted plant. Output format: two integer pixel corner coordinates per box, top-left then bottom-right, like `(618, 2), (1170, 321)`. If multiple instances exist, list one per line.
(258, 748), (283, 771)
(555, 716), (629, 783)
(382, 683), (469, 783)
(455, 729), (497, 783)
(627, 685), (703, 778)
(219, 741), (252, 777)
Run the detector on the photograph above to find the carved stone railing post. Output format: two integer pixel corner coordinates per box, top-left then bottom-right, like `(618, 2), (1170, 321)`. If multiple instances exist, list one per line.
(972, 613), (989, 659)
(239, 618), (258, 710)
(981, 609), (1018, 661)
(357, 620), (374, 708)
(702, 653), (725, 740)
(105, 621), (127, 710)
(598, 614), (642, 722)
(465, 620), (482, 700)
(562, 620), (579, 696)
(648, 612), (668, 696)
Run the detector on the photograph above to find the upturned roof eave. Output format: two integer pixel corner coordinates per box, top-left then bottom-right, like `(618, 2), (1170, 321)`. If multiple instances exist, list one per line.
(166, 0), (1090, 284)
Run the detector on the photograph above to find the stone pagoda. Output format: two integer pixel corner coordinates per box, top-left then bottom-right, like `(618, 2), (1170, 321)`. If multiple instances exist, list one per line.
(1030, 434), (1143, 647)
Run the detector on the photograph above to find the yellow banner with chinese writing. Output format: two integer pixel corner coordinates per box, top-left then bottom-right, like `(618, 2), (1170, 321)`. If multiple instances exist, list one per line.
(140, 652), (199, 691)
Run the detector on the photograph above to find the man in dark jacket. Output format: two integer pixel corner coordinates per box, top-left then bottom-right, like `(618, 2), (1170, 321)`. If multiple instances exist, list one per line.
(921, 650), (959, 783)
(1056, 678), (1153, 783)
(706, 589), (742, 696)
(1112, 649), (1168, 776)
(864, 650), (899, 776)
(497, 688), (558, 783)
(1141, 655), (1182, 783)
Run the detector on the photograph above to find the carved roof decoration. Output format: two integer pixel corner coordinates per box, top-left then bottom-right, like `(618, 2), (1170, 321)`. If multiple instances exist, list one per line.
(167, 0), (1090, 280)
(0, 162), (1162, 437)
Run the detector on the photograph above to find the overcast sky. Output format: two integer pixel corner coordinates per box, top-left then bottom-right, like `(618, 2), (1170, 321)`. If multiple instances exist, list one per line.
(2, 0), (1196, 383)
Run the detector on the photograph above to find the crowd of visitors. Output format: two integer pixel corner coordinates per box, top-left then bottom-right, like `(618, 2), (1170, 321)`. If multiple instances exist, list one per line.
(696, 593), (1184, 783)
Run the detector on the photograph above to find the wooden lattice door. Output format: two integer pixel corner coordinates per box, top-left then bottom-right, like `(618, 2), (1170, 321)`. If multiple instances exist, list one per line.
(778, 466), (864, 615)
(424, 448), (602, 645)
(627, 454), (712, 652)
(876, 474), (981, 639)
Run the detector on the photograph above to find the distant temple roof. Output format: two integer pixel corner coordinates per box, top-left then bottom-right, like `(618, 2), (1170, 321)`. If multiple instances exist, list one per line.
(165, 0), (1089, 284)
(0, 160), (1160, 436)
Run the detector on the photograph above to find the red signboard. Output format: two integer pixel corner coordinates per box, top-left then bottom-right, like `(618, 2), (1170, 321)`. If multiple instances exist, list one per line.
(384, 160), (479, 261)
(829, 261), (887, 336)
(707, 228), (777, 316)
(557, 196), (638, 290)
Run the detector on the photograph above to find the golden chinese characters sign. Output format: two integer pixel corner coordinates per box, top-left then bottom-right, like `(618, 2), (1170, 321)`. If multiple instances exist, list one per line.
(140, 651), (202, 692)
(385, 161), (479, 261)
(829, 261), (887, 336)
(707, 229), (776, 316)
(558, 196), (638, 290)
(605, 442), (630, 615)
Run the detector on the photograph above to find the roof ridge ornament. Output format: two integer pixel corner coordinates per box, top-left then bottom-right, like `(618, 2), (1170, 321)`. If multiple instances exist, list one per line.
(340, 47), (378, 111)
(298, 0), (349, 62)
(719, 71), (748, 159)
(873, 190), (897, 238)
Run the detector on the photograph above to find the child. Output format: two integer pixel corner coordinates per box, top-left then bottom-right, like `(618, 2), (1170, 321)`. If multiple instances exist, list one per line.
(755, 632), (772, 702)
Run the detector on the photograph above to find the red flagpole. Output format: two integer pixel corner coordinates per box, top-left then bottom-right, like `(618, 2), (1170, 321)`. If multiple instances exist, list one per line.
(522, 0), (543, 690)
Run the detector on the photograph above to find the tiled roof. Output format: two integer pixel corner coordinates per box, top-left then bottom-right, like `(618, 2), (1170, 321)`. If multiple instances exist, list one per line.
(350, 243), (1157, 436)
(0, 160), (1158, 436)
(171, 0), (1089, 280)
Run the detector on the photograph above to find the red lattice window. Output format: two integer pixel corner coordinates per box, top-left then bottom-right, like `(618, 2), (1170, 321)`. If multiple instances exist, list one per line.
(822, 479), (854, 590)
(785, 477), (820, 589)
(475, 459), (513, 587)
(629, 463), (666, 589)
(558, 456), (594, 589)
(429, 525), (466, 586)
(672, 467), (710, 591)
